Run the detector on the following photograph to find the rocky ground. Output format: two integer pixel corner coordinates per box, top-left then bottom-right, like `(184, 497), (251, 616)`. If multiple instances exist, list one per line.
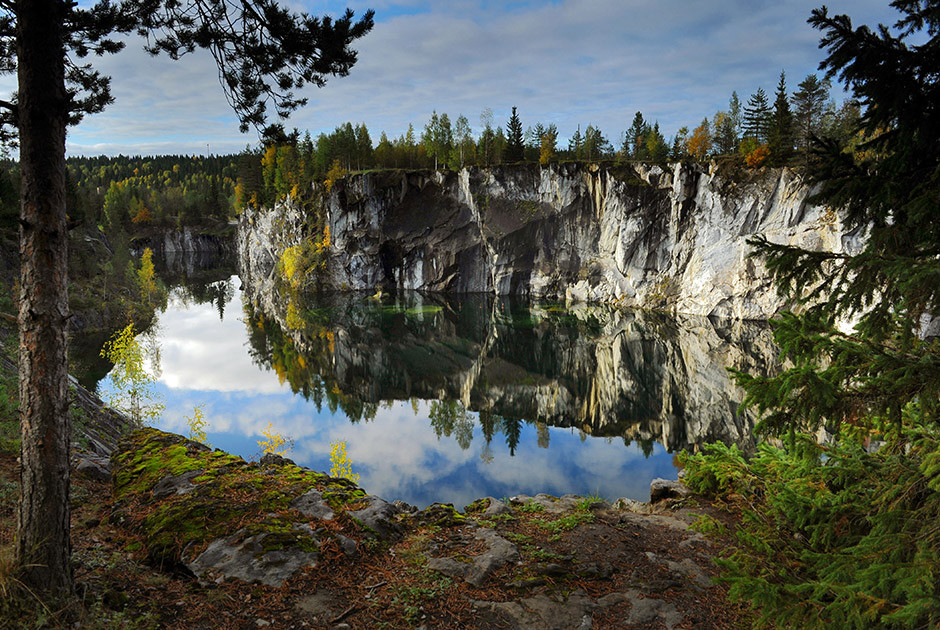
(0, 425), (755, 630)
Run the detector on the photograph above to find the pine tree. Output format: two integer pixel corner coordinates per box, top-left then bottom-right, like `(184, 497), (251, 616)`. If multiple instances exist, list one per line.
(792, 73), (831, 165)
(768, 71), (794, 163)
(626, 111), (648, 159)
(2, 0), (373, 599)
(568, 125), (583, 159)
(582, 124), (611, 161)
(503, 106), (525, 163)
(742, 87), (772, 142)
(645, 122), (669, 162)
(690, 8), (940, 625)
(739, 1), (940, 449)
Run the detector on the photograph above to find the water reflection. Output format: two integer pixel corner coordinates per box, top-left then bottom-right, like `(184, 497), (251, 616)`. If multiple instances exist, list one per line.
(243, 289), (778, 456)
(99, 263), (778, 507)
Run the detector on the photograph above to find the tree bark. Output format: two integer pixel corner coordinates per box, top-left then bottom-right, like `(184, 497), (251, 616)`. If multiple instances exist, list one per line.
(15, 0), (73, 597)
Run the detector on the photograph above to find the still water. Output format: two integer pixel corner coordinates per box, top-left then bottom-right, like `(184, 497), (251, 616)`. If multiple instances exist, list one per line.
(97, 265), (776, 509)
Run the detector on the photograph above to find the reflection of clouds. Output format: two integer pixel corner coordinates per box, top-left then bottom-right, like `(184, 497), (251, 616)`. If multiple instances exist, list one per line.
(155, 283), (284, 394)
(292, 402), (478, 501)
(151, 388), (678, 507)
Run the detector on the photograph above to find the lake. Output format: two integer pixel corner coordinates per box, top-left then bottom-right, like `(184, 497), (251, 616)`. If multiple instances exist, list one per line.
(94, 259), (777, 509)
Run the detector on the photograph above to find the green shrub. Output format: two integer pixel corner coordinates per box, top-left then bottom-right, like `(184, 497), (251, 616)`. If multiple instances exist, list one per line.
(680, 429), (940, 629)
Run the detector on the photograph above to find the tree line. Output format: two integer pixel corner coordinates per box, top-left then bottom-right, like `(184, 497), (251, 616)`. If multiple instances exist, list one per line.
(234, 71), (861, 214)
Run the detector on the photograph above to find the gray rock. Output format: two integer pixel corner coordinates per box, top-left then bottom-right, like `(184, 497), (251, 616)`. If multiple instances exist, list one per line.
(239, 164), (829, 455)
(240, 163), (858, 319)
(471, 590), (600, 630)
(509, 493), (584, 514)
(295, 589), (343, 617)
(259, 452), (296, 467)
(482, 497), (512, 517)
(290, 489), (335, 520)
(187, 529), (319, 587)
(645, 551), (713, 589)
(649, 478), (690, 503)
(427, 528), (519, 587)
(334, 534), (358, 558)
(612, 497), (647, 513)
(151, 469), (204, 499)
(393, 499), (418, 513)
(625, 595), (683, 628)
(347, 495), (402, 540)
(75, 456), (111, 482)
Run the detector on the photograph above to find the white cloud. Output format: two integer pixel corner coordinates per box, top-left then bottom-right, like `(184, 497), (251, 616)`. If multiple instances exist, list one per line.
(44, 0), (899, 156)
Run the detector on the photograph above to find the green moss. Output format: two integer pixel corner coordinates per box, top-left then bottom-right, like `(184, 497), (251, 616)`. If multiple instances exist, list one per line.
(518, 499), (545, 513)
(412, 503), (465, 528)
(463, 498), (491, 514)
(111, 428), (358, 566)
(538, 512), (594, 533)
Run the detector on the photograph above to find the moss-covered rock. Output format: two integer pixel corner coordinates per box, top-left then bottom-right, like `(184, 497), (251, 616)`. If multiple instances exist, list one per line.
(110, 428), (399, 586)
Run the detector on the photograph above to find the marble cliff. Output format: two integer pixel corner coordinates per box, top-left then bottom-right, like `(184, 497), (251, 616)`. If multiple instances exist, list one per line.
(238, 161), (862, 319)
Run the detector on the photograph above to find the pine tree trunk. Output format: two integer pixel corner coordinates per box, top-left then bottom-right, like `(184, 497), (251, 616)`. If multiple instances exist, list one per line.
(15, 0), (73, 597)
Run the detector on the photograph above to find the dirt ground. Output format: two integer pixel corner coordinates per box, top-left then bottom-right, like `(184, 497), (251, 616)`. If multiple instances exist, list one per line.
(0, 451), (755, 629)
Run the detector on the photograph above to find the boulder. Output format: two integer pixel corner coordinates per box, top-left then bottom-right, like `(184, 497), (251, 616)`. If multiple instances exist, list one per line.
(649, 478), (690, 503)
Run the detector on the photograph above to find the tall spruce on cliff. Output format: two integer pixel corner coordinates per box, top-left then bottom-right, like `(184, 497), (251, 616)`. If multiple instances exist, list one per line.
(503, 106), (525, 163)
(739, 2), (940, 440)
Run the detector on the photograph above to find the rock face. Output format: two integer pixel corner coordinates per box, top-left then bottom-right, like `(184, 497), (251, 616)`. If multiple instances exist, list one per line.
(239, 162), (862, 319)
(134, 226), (236, 278)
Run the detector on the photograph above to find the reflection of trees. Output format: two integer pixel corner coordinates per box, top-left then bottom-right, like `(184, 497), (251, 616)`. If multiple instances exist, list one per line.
(501, 416), (522, 456)
(429, 400), (473, 450)
(174, 278), (235, 320)
(243, 300), (378, 423)
(156, 248), (237, 319)
(242, 290), (778, 457)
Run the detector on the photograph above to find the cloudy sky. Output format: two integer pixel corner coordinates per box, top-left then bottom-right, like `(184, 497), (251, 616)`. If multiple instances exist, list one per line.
(33, 0), (903, 157)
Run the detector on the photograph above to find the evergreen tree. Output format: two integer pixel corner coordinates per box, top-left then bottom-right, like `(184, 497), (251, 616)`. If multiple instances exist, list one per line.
(714, 92), (744, 155)
(712, 111), (737, 155)
(768, 71), (794, 163)
(645, 122), (669, 162)
(740, 1), (940, 438)
(503, 106), (525, 163)
(437, 112), (454, 169)
(792, 73), (831, 165)
(742, 87), (772, 142)
(568, 125), (584, 159)
(626, 111), (648, 159)
(354, 123), (373, 171)
(374, 131), (394, 168)
(582, 124), (611, 161)
(692, 6), (940, 625)
(669, 126), (689, 160)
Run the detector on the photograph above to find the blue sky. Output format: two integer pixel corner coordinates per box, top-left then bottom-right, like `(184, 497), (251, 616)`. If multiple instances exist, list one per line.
(19, 0), (904, 157)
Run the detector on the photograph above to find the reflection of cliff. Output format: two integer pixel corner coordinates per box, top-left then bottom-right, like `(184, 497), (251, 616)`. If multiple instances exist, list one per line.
(242, 286), (777, 453)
